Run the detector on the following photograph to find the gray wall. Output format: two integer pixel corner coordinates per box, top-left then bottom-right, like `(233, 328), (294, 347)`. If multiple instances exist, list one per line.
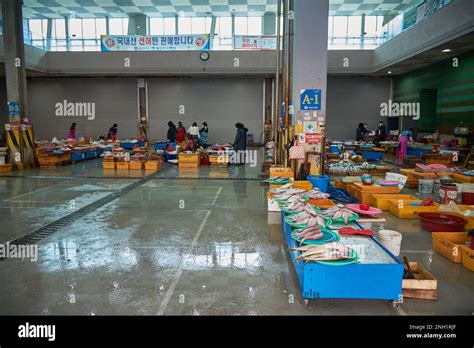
(27, 77), (138, 140)
(147, 78), (264, 144)
(326, 77), (392, 140)
(0, 78), (7, 132)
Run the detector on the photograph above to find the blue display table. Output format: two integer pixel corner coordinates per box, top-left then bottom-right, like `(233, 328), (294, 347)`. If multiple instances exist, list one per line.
(356, 150), (383, 161)
(281, 212), (403, 302)
(407, 148), (433, 158)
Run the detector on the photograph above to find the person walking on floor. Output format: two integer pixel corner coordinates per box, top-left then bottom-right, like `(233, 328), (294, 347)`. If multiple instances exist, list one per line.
(233, 123), (247, 165)
(176, 122), (186, 143)
(397, 128), (415, 161)
(67, 123), (77, 140)
(167, 121), (177, 142)
(199, 122), (209, 148)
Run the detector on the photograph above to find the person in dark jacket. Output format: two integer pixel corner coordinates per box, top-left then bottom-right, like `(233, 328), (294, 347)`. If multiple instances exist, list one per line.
(374, 121), (387, 146)
(234, 123), (246, 151)
(356, 123), (368, 141)
(199, 122), (209, 148)
(167, 121), (177, 142)
(106, 124), (118, 141)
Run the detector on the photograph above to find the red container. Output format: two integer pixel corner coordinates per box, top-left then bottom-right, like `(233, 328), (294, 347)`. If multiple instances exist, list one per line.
(462, 192), (474, 205)
(418, 212), (467, 232)
(439, 185), (458, 204)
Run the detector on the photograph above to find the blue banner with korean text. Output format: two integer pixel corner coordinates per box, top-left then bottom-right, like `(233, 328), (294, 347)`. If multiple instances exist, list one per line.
(101, 34), (210, 52)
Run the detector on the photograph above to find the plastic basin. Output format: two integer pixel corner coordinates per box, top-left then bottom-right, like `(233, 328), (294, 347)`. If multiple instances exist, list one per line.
(418, 212), (467, 232)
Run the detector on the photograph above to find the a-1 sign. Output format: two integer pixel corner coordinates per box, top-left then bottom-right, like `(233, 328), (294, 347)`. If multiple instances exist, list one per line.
(300, 89), (322, 111)
(7, 102), (20, 116)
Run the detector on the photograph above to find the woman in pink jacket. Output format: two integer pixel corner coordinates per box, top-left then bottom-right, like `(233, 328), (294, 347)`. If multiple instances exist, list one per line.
(67, 123), (77, 140)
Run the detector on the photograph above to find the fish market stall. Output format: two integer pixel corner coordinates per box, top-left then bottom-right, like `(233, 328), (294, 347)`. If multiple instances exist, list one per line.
(268, 181), (403, 304)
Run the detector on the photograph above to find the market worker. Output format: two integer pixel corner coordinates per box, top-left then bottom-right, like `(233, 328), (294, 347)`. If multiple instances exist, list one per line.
(187, 122), (201, 144)
(374, 121), (387, 146)
(106, 123), (118, 141)
(67, 123), (77, 140)
(199, 122), (209, 148)
(356, 123), (368, 141)
(176, 121), (186, 143)
(234, 123), (246, 151)
(167, 121), (177, 142)
(397, 128), (415, 160)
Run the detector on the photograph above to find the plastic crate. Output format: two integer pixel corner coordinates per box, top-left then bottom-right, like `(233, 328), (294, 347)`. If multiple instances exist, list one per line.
(122, 141), (144, 149)
(0, 164), (12, 172)
(179, 162), (199, 168)
(145, 161), (161, 171)
(370, 194), (419, 211)
(85, 150), (96, 160)
(269, 166), (294, 180)
(460, 245), (474, 271)
(432, 232), (468, 264)
(179, 153), (200, 164)
(452, 173), (474, 184)
(102, 161), (116, 169)
(351, 182), (399, 204)
(116, 162), (129, 170)
(356, 150), (383, 161)
(308, 199), (336, 209)
(270, 180), (313, 191)
(388, 200), (440, 219)
(129, 161), (144, 170)
(71, 152), (85, 162)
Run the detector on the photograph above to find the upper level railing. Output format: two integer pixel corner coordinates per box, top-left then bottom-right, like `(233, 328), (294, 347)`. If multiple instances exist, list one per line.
(25, 34), (392, 52)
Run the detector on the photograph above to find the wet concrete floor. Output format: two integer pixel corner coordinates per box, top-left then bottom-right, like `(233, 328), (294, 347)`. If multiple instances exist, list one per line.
(0, 159), (472, 315)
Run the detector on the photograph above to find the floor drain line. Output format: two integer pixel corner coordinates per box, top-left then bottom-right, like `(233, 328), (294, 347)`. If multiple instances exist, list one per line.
(151, 176), (261, 181)
(0, 173), (159, 259)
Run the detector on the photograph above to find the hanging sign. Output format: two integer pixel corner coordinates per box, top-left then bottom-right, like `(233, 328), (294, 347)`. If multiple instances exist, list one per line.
(300, 89), (322, 110)
(303, 121), (318, 133)
(234, 36), (277, 50)
(305, 133), (322, 144)
(7, 102), (20, 116)
(101, 34), (210, 51)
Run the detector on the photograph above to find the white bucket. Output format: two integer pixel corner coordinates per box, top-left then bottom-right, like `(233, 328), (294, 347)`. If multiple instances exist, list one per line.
(463, 183), (474, 193)
(419, 179), (434, 194)
(378, 230), (402, 256)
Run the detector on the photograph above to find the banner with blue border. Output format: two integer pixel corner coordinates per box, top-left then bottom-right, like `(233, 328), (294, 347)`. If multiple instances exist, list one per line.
(101, 34), (210, 52)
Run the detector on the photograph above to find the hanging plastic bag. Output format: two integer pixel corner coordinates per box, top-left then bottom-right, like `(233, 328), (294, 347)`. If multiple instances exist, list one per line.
(289, 141), (305, 160)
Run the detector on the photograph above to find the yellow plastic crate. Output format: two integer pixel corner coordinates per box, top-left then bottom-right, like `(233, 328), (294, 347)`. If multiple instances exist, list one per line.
(179, 153), (200, 164)
(432, 232), (468, 264)
(179, 162), (199, 168)
(370, 194), (419, 211)
(129, 161), (144, 170)
(452, 173), (474, 184)
(102, 161), (116, 169)
(270, 180), (313, 191)
(269, 166), (294, 180)
(0, 164), (12, 172)
(388, 199), (440, 219)
(116, 162), (129, 170)
(461, 246), (474, 272)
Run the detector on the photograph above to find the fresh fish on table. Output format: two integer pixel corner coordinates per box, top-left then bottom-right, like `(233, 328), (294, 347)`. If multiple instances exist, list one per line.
(320, 204), (356, 224)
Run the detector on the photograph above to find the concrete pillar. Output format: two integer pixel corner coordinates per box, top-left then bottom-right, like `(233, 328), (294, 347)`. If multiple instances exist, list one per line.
(46, 18), (53, 50)
(2, 0), (28, 123)
(128, 14), (147, 35)
(263, 12), (277, 35)
(105, 16), (110, 35)
(292, 0), (329, 125)
(360, 14), (366, 49)
(175, 15), (179, 35)
(65, 17), (70, 51)
(209, 16), (217, 49)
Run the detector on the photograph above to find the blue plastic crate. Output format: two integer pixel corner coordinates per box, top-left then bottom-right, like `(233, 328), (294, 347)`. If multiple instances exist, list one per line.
(407, 148), (432, 158)
(154, 142), (176, 151)
(71, 151), (85, 162)
(121, 141), (144, 150)
(356, 150), (383, 161)
(84, 150), (96, 160)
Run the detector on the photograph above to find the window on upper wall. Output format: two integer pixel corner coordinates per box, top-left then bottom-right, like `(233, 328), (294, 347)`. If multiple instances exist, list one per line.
(82, 19), (96, 39)
(149, 18), (164, 35)
(163, 17), (175, 35)
(247, 16), (262, 35)
(51, 19), (66, 39)
(109, 18), (128, 35)
(214, 16), (232, 50)
(347, 16), (361, 46)
(95, 18), (107, 38)
(69, 18), (83, 39)
(28, 19), (47, 39)
(192, 17), (211, 34)
(178, 17), (192, 35)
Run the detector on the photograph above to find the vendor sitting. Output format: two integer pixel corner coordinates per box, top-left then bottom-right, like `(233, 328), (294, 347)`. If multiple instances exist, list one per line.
(67, 123), (77, 140)
(106, 123), (118, 141)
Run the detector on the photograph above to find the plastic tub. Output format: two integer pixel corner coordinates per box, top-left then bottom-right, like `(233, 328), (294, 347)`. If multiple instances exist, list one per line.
(462, 192), (474, 205)
(385, 172), (408, 190)
(463, 183), (474, 193)
(419, 179), (434, 194)
(439, 185), (458, 204)
(307, 175), (329, 193)
(418, 212), (467, 232)
(378, 230), (402, 256)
